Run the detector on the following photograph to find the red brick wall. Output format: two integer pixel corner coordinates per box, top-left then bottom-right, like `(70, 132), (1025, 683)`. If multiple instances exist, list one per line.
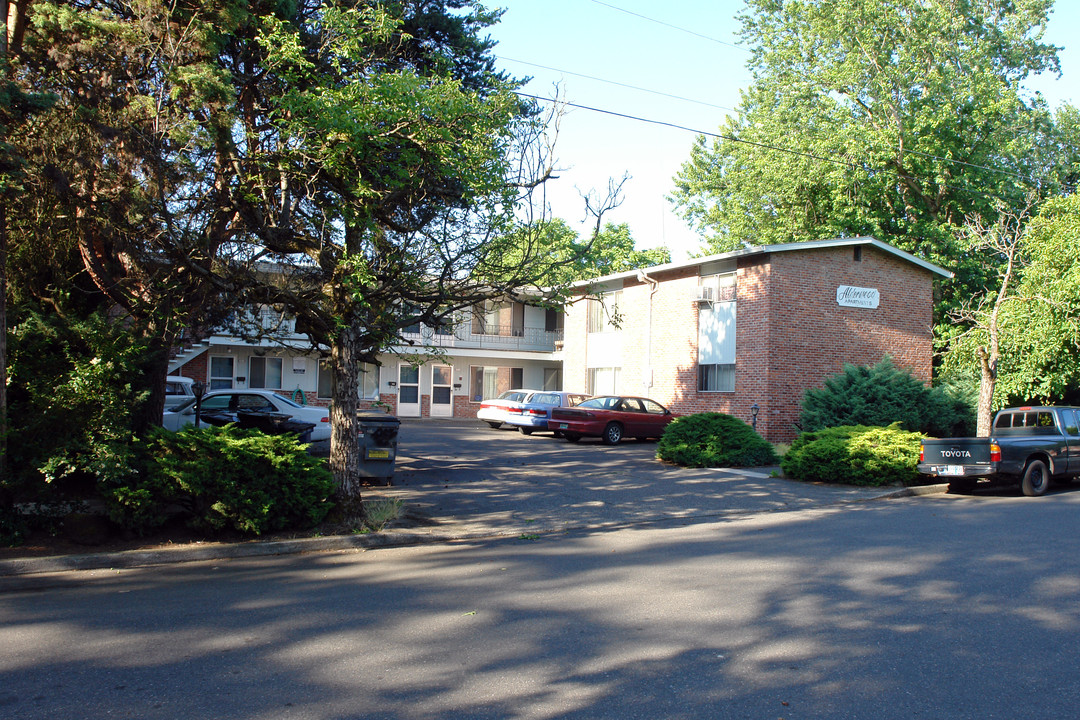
(561, 245), (937, 443)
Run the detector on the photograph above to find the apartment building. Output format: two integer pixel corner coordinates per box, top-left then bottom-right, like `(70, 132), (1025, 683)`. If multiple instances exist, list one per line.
(560, 236), (951, 442)
(170, 298), (564, 418)
(171, 236), (950, 436)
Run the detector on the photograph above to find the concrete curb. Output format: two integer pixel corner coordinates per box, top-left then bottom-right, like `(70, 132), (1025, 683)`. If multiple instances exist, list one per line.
(0, 484), (951, 578)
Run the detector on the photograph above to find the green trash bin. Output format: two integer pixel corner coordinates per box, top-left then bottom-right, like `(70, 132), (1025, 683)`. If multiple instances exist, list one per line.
(357, 411), (401, 482)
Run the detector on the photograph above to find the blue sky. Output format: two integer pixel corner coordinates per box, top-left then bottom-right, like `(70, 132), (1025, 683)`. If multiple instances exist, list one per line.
(488, 0), (1079, 260)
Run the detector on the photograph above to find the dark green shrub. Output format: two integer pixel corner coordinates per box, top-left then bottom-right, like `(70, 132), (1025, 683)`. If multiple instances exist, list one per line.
(800, 357), (974, 437)
(106, 425), (336, 535)
(657, 412), (779, 467)
(781, 423), (924, 486)
(7, 310), (152, 501)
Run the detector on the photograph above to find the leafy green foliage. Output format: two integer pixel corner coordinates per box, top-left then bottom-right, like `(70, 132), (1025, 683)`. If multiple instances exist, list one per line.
(657, 412), (779, 468)
(671, 0), (1079, 309)
(994, 193), (1080, 404)
(107, 425), (335, 536)
(801, 358), (974, 437)
(781, 424), (923, 486)
(524, 220), (672, 285)
(6, 310), (152, 497)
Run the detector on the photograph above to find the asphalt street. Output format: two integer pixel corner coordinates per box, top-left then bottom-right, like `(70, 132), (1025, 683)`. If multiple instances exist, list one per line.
(4, 420), (1079, 719)
(4, 489), (1080, 719)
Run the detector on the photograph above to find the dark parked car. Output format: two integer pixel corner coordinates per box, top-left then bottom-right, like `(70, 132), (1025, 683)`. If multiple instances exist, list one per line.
(549, 396), (677, 444)
(504, 391), (589, 435)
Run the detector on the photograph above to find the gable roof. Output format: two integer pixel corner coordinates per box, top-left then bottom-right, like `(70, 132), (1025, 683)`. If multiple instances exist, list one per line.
(572, 236), (954, 288)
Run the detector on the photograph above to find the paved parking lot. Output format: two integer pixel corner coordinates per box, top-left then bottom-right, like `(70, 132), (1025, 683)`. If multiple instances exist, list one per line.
(375, 419), (901, 537)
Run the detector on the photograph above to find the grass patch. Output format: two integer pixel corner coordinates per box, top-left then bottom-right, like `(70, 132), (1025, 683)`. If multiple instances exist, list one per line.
(363, 498), (404, 532)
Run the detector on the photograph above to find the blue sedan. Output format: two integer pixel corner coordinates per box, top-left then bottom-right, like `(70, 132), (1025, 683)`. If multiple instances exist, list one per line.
(504, 391), (589, 435)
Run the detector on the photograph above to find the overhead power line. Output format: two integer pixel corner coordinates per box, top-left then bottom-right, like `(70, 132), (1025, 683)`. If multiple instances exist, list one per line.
(498, 55), (742, 115)
(587, 0), (750, 52)
(515, 91), (1045, 197)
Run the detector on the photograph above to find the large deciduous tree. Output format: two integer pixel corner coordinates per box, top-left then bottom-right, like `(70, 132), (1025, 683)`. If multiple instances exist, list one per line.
(671, 0), (1079, 307)
(9, 1), (601, 514)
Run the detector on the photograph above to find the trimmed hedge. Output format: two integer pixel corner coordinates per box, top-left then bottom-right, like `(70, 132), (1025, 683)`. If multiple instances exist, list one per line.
(105, 425), (336, 535)
(781, 423), (923, 487)
(657, 412), (779, 467)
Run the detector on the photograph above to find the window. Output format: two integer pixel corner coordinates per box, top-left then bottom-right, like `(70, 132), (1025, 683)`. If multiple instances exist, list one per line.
(543, 367), (562, 391)
(698, 299), (736, 392)
(588, 291), (621, 333)
(249, 356), (283, 389)
(318, 361), (379, 400)
(469, 365), (523, 402)
(209, 356), (234, 390)
(588, 367), (620, 395)
(699, 364), (736, 392)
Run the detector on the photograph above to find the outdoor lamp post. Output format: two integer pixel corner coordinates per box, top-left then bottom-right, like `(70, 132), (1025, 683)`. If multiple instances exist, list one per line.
(192, 380), (206, 429)
(751, 403), (760, 431)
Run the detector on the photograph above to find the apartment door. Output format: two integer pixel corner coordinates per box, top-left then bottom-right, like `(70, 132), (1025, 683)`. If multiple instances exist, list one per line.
(397, 364), (421, 417)
(430, 364), (454, 417)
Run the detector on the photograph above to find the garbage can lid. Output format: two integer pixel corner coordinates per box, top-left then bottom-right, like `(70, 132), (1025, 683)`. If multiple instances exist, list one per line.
(356, 410), (401, 425)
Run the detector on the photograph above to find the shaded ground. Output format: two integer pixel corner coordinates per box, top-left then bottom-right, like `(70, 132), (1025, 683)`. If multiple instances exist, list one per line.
(1, 419), (916, 561)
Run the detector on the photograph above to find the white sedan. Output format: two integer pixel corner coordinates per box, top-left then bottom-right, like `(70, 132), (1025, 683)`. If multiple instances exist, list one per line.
(162, 389), (331, 441)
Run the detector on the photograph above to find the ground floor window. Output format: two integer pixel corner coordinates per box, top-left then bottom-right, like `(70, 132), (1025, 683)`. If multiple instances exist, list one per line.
(249, 356), (283, 389)
(469, 365), (523, 402)
(544, 367), (562, 391)
(699, 363), (735, 392)
(318, 361), (380, 400)
(588, 367), (620, 395)
(209, 355), (234, 390)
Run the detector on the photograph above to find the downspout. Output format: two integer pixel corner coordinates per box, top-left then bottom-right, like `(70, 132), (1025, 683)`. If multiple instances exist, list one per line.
(636, 269), (659, 392)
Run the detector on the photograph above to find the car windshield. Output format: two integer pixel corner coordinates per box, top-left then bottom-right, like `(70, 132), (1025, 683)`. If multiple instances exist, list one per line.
(273, 394), (301, 408)
(498, 391), (528, 402)
(169, 398), (196, 413)
(578, 397), (620, 410)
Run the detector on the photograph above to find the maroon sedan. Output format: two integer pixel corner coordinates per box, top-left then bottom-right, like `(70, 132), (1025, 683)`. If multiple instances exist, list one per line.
(549, 396), (677, 444)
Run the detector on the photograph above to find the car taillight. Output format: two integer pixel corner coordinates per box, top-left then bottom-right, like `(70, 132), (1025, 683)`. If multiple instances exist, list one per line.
(990, 443), (1001, 462)
(508, 407), (522, 415)
(321, 417), (329, 423)
(527, 408), (547, 417)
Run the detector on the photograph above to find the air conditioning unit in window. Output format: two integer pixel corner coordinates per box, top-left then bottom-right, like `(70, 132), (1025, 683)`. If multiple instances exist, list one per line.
(694, 285), (716, 303)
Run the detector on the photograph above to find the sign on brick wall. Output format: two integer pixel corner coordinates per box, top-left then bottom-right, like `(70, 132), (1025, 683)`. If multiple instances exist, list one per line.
(836, 285), (880, 309)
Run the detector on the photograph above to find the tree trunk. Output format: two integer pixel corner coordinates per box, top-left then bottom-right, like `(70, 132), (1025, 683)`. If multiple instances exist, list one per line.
(976, 348), (996, 437)
(329, 321), (363, 519)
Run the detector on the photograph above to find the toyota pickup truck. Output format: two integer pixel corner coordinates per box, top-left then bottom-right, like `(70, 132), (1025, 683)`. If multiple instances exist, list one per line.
(918, 406), (1080, 496)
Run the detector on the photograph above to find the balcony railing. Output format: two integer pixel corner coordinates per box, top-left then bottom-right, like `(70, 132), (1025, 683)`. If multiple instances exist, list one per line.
(213, 312), (561, 353)
(400, 322), (561, 352)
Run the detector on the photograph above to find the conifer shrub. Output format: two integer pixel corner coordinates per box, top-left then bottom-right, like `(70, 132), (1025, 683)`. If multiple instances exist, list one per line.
(657, 412), (779, 467)
(780, 423), (923, 486)
(106, 425), (336, 535)
(800, 357), (973, 437)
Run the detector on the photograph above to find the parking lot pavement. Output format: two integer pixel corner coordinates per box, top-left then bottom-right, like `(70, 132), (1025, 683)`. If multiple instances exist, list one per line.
(371, 419), (905, 537)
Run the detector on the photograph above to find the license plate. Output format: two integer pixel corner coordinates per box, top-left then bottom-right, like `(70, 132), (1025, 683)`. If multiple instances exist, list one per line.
(366, 449), (390, 460)
(556, 423), (568, 430)
(940, 465), (965, 476)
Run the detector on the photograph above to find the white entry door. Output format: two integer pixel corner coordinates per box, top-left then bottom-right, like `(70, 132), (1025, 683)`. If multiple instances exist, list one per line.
(431, 364), (454, 417)
(397, 364), (421, 417)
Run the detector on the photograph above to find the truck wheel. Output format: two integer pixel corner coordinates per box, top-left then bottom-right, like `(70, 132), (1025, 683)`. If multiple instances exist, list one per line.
(1021, 460), (1050, 497)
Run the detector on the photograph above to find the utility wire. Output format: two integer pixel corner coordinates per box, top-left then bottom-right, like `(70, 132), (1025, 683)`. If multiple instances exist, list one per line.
(499, 55), (742, 115)
(587, 0), (750, 52)
(516, 91), (1055, 198)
